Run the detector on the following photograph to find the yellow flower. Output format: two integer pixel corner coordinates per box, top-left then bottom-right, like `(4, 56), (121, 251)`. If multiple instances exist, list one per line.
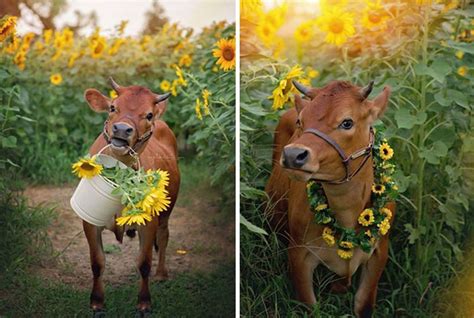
(50, 73), (63, 85)
(361, 0), (389, 30)
(68, 52), (80, 68)
(71, 157), (103, 178)
(170, 79), (179, 96)
(379, 142), (394, 160)
(337, 241), (354, 260)
(212, 38), (235, 71)
(307, 67), (319, 79)
(108, 38), (125, 55)
(269, 65), (304, 110)
(109, 90), (118, 99)
(43, 29), (53, 44)
(175, 65), (188, 86)
(13, 51), (26, 71)
(89, 36), (106, 59)
(256, 21), (277, 47)
(337, 249), (353, 259)
(381, 175), (392, 184)
(316, 7), (355, 46)
(378, 218), (391, 235)
(358, 208), (375, 227)
(195, 98), (203, 120)
(372, 183), (385, 195)
(116, 212), (152, 226)
(455, 50), (464, 59)
(240, 0), (263, 23)
(294, 21), (315, 43)
(202, 89), (211, 115)
(160, 80), (171, 92)
(306, 181), (315, 189)
(365, 230), (376, 245)
(315, 204), (328, 212)
(178, 54), (192, 67)
(322, 227), (336, 247)
(393, 184), (399, 191)
(457, 66), (468, 77)
(380, 207), (392, 221)
(0, 16), (17, 43)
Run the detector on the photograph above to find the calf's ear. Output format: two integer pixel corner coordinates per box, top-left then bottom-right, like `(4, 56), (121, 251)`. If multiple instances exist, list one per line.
(367, 86), (391, 123)
(84, 89), (110, 113)
(295, 94), (311, 114)
(154, 93), (171, 118)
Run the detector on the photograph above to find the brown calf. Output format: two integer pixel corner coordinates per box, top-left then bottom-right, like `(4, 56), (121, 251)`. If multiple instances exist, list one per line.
(83, 78), (180, 315)
(265, 80), (394, 317)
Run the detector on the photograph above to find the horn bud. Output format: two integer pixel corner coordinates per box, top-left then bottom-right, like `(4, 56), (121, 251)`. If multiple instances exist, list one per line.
(292, 80), (311, 97)
(361, 80), (374, 100)
(155, 92), (171, 103)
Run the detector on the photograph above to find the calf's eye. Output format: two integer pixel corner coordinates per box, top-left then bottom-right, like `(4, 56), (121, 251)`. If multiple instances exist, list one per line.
(146, 112), (153, 121)
(339, 119), (353, 130)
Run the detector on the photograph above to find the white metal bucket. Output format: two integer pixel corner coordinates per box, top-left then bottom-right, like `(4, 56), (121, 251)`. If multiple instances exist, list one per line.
(70, 152), (129, 227)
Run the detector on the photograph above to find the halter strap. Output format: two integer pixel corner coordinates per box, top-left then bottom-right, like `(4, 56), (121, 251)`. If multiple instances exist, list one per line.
(303, 127), (374, 184)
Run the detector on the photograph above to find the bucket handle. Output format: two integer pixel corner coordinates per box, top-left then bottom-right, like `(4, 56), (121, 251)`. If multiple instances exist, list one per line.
(95, 144), (142, 170)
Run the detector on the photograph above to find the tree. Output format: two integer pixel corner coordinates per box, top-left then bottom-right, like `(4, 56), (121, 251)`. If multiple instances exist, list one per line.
(142, 0), (169, 35)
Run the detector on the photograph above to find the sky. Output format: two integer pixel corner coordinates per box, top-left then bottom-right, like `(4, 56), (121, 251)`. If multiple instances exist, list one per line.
(17, 0), (235, 36)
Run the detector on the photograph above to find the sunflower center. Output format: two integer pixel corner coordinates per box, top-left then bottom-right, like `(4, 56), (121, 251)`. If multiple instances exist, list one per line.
(364, 214), (370, 220)
(222, 46), (234, 61)
(329, 19), (344, 34)
(383, 148), (389, 155)
(368, 12), (382, 24)
(81, 163), (95, 171)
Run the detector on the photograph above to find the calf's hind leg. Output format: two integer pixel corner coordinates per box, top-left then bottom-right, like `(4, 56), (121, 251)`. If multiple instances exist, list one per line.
(83, 221), (106, 313)
(154, 215), (170, 281)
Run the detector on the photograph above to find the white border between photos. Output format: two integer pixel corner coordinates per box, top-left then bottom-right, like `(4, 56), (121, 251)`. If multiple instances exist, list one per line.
(235, 0), (241, 316)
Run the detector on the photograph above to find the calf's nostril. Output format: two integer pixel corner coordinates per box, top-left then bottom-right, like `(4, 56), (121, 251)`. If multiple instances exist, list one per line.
(295, 150), (308, 166)
(125, 127), (133, 135)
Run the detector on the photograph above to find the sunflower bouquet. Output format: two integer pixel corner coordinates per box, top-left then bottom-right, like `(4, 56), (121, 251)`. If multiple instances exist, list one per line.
(72, 155), (171, 226)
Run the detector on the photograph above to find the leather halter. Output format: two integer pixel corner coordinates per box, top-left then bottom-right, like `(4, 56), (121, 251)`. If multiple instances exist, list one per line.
(102, 119), (153, 155)
(303, 127), (374, 184)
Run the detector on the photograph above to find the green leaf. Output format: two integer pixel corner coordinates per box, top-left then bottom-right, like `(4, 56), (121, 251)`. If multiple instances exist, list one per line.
(404, 224), (426, 244)
(394, 108), (417, 129)
(1, 136), (17, 148)
(240, 214), (267, 235)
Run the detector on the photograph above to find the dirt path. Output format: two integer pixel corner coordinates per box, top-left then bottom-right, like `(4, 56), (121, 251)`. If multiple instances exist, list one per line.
(23, 185), (234, 289)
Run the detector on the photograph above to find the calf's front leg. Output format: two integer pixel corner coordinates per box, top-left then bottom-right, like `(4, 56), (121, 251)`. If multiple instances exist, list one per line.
(354, 236), (389, 318)
(289, 244), (318, 306)
(155, 215), (170, 281)
(83, 221), (106, 313)
(137, 218), (159, 313)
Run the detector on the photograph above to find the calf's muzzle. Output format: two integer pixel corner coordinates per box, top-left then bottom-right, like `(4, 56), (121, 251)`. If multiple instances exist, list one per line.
(282, 146), (310, 168)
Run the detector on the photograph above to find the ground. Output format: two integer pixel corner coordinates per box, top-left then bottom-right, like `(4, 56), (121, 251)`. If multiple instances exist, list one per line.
(23, 183), (234, 290)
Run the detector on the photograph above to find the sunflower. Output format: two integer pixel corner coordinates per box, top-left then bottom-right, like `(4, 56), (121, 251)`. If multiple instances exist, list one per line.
(457, 66), (468, 77)
(109, 90), (118, 99)
(455, 50), (464, 59)
(379, 142), (394, 160)
(195, 98), (203, 120)
(116, 211), (152, 226)
(337, 241), (354, 259)
(68, 52), (80, 68)
(315, 204), (328, 212)
(378, 218), (391, 235)
(316, 7), (355, 46)
(256, 20), (277, 46)
(89, 36), (106, 59)
(50, 73), (63, 85)
(72, 157), (103, 178)
(13, 52), (26, 71)
(178, 54), (192, 67)
(212, 38), (235, 71)
(160, 80), (171, 92)
(365, 230), (376, 245)
(175, 66), (188, 86)
(372, 183), (385, 195)
(381, 175), (392, 184)
(322, 227), (336, 247)
(380, 207), (392, 221)
(294, 21), (315, 43)
(269, 65), (304, 110)
(358, 208), (375, 227)
(0, 16), (17, 43)
(307, 67), (320, 79)
(361, 0), (389, 30)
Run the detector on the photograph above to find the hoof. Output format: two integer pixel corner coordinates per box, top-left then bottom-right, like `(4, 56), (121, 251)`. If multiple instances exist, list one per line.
(92, 308), (106, 318)
(155, 270), (169, 282)
(135, 308), (152, 318)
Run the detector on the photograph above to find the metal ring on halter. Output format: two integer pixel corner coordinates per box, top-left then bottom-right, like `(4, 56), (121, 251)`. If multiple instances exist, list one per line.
(303, 127), (374, 184)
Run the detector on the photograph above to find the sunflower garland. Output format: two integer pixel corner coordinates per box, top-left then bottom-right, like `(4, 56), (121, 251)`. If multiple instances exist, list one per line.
(306, 127), (398, 260)
(72, 156), (171, 226)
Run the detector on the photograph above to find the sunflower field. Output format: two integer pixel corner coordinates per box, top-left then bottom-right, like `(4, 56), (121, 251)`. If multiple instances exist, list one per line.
(0, 16), (235, 196)
(240, 0), (474, 316)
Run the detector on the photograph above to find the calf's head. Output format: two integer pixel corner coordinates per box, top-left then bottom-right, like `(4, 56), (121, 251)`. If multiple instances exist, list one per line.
(281, 80), (390, 182)
(84, 78), (170, 156)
